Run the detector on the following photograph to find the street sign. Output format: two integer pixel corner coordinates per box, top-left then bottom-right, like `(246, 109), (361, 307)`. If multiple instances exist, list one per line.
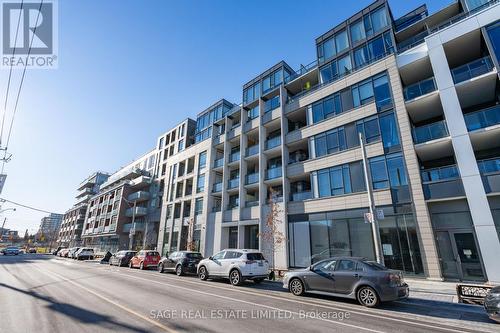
(376, 209), (385, 220)
(364, 212), (374, 224)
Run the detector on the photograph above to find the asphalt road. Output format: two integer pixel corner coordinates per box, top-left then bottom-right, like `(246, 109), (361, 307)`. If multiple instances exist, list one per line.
(0, 254), (498, 333)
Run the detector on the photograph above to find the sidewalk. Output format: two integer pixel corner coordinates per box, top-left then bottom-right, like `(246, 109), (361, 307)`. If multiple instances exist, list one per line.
(405, 277), (459, 303)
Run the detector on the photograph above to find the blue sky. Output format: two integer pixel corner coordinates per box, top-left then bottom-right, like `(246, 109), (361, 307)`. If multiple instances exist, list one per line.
(1, 0), (452, 234)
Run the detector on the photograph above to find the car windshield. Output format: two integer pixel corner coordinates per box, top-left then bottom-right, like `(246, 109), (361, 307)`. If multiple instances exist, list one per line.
(247, 253), (264, 260)
(147, 252), (159, 256)
(363, 261), (387, 270)
(186, 253), (202, 259)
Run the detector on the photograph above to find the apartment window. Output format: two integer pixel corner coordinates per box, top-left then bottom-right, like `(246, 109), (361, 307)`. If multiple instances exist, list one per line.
(319, 37), (336, 63)
(373, 73), (392, 110)
(464, 0), (489, 11)
(353, 45), (369, 67)
(264, 95), (280, 113)
(262, 69), (284, 94)
(369, 156), (389, 189)
(194, 198), (203, 215)
(335, 30), (349, 53)
(350, 19), (366, 44)
(352, 79), (374, 107)
(228, 195), (239, 209)
(243, 82), (261, 104)
(198, 151), (207, 171)
(316, 161), (363, 198)
(357, 116), (380, 143)
(487, 21), (500, 65)
(367, 35), (385, 60)
(178, 140), (184, 152)
(196, 174), (205, 193)
(379, 112), (400, 151)
(247, 106), (259, 120)
(337, 55), (352, 76)
(386, 153), (408, 187)
(370, 6), (389, 33)
(158, 137), (164, 149)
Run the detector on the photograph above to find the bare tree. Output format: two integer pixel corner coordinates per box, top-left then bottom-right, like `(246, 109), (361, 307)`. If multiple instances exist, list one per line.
(259, 189), (286, 280)
(186, 217), (197, 252)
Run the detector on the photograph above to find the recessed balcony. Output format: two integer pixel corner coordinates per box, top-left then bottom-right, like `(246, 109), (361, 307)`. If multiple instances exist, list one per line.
(127, 191), (150, 202)
(413, 120), (453, 161)
(227, 178), (239, 191)
(228, 151), (240, 165)
(213, 157), (224, 170)
(212, 182), (222, 193)
(478, 158), (500, 195)
(466, 105), (500, 151)
(264, 167), (282, 185)
(125, 206), (148, 217)
(245, 145), (259, 159)
(265, 136), (281, 152)
(421, 165), (465, 201)
(245, 173), (259, 187)
(290, 191), (313, 202)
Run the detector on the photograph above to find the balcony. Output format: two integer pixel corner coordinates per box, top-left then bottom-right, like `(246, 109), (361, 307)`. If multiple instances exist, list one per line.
(227, 178), (239, 190)
(123, 223), (145, 233)
(265, 136), (281, 150)
(212, 182), (222, 193)
(245, 200), (259, 207)
(479, 158), (500, 194)
(245, 145), (259, 157)
(245, 173), (259, 185)
(76, 187), (93, 198)
(213, 158), (224, 169)
(125, 206), (148, 217)
(290, 191), (312, 201)
(451, 56), (495, 85)
(265, 167), (282, 180)
(130, 175), (152, 188)
(465, 105), (500, 132)
(403, 77), (436, 101)
(421, 165), (465, 200)
(413, 120), (449, 144)
(127, 191), (150, 202)
(229, 151), (240, 163)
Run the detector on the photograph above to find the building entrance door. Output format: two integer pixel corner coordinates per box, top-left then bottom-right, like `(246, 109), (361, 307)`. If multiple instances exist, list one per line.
(435, 230), (485, 281)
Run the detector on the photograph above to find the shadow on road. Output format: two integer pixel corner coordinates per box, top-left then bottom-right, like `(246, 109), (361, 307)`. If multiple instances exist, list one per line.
(0, 282), (151, 333)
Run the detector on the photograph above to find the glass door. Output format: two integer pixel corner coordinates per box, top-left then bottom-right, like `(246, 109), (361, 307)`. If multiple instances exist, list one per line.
(452, 232), (485, 281)
(435, 231), (461, 280)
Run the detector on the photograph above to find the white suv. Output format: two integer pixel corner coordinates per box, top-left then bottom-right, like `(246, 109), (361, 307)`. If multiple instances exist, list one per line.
(197, 249), (269, 286)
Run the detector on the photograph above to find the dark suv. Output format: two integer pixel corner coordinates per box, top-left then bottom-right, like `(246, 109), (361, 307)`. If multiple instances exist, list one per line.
(158, 251), (203, 276)
(109, 250), (137, 267)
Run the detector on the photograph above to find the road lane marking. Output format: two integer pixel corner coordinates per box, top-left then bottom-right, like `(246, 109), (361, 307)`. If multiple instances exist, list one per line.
(31, 265), (179, 333)
(111, 266), (484, 333)
(40, 262), (387, 333)
(49, 259), (490, 333)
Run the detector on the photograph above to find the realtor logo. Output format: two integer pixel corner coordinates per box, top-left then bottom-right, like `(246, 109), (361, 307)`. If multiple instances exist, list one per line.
(1, 0), (58, 68)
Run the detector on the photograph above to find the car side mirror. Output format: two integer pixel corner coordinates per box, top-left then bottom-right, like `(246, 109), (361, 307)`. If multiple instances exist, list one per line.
(309, 265), (314, 271)
(209, 256), (213, 260)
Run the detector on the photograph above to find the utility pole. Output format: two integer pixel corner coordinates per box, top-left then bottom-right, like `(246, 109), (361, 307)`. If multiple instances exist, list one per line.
(359, 132), (384, 265)
(0, 217), (6, 241)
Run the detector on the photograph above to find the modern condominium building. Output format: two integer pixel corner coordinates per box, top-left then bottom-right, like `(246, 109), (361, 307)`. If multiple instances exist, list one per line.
(57, 172), (110, 247)
(149, 0), (500, 284)
(38, 213), (64, 241)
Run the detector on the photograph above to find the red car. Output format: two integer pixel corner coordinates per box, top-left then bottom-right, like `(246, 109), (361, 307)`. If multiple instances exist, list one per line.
(129, 250), (160, 270)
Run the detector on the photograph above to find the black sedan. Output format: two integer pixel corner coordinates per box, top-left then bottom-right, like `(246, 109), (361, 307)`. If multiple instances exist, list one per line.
(158, 251), (203, 276)
(485, 286), (500, 323)
(109, 250), (137, 267)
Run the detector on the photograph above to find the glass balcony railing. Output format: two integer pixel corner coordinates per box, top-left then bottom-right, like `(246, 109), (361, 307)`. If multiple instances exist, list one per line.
(451, 56), (494, 84)
(246, 144), (259, 157)
(245, 200), (259, 207)
(290, 191), (312, 201)
(245, 173), (259, 185)
(284, 59), (318, 84)
(479, 158), (500, 194)
(413, 120), (449, 144)
(478, 157), (500, 174)
(421, 165), (459, 182)
(229, 151), (240, 163)
(266, 167), (282, 180)
(227, 178), (239, 189)
(265, 136), (281, 150)
(464, 105), (500, 131)
(212, 182), (222, 193)
(403, 77), (436, 101)
(214, 158), (224, 168)
(421, 165), (464, 200)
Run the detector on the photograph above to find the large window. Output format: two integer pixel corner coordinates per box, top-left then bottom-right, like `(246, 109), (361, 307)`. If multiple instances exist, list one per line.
(373, 73), (392, 110)
(337, 55), (352, 76)
(370, 6), (389, 33)
(194, 198), (203, 215)
(243, 82), (261, 104)
(369, 156), (389, 189)
(369, 153), (408, 190)
(487, 21), (500, 67)
(315, 161), (364, 198)
(262, 69), (284, 94)
(198, 151), (207, 171)
(335, 30), (349, 53)
(379, 112), (400, 151)
(264, 95), (280, 113)
(247, 106), (259, 120)
(196, 174), (205, 193)
(350, 19), (366, 44)
(352, 79), (374, 107)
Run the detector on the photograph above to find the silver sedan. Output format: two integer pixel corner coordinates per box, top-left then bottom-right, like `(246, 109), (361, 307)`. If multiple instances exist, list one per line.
(283, 257), (409, 307)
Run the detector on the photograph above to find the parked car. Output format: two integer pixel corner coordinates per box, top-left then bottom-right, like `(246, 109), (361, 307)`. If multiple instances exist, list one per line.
(52, 246), (63, 255)
(1, 247), (20, 255)
(109, 250), (136, 267)
(485, 286), (500, 323)
(129, 250), (160, 270)
(75, 248), (94, 260)
(197, 249), (269, 286)
(67, 247), (80, 259)
(28, 248), (37, 254)
(58, 248), (69, 257)
(158, 251), (203, 276)
(282, 257), (409, 307)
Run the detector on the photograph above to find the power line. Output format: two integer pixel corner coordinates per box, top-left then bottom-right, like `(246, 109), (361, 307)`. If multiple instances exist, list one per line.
(0, 0), (24, 148)
(0, 197), (61, 214)
(1, 0), (44, 174)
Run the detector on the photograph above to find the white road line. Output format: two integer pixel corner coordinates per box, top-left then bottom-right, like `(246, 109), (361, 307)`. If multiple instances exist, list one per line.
(112, 266), (481, 333)
(41, 262), (387, 333)
(31, 265), (179, 333)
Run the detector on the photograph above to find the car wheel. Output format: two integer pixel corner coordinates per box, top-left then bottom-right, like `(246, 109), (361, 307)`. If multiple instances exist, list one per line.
(139, 262), (145, 270)
(229, 269), (242, 286)
(253, 278), (264, 284)
(289, 278), (305, 296)
(357, 286), (379, 308)
(158, 263), (164, 273)
(176, 265), (183, 276)
(198, 266), (208, 280)
(129, 261), (134, 269)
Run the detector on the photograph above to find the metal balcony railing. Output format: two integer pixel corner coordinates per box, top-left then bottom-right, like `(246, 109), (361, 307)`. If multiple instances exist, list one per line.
(290, 191), (313, 201)
(212, 182), (222, 193)
(413, 120), (449, 144)
(464, 105), (500, 131)
(229, 151), (240, 163)
(451, 56), (494, 84)
(214, 158), (224, 168)
(266, 167), (282, 180)
(245, 173), (259, 185)
(227, 178), (239, 189)
(265, 136), (281, 150)
(403, 77), (436, 101)
(246, 144), (259, 157)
